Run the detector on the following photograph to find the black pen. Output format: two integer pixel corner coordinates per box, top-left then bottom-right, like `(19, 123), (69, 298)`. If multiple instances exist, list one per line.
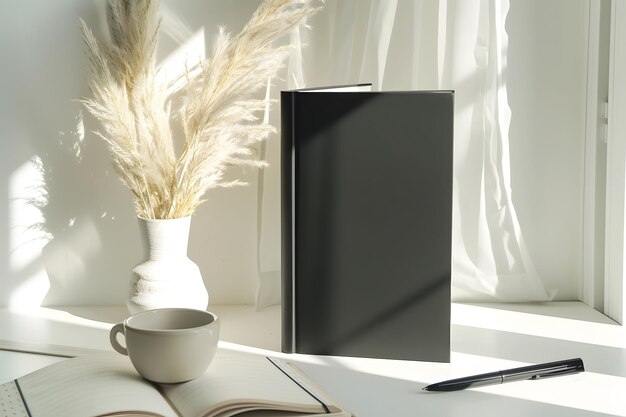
(422, 358), (585, 392)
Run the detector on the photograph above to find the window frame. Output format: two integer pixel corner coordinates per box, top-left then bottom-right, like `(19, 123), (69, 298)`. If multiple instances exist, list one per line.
(603, 0), (626, 324)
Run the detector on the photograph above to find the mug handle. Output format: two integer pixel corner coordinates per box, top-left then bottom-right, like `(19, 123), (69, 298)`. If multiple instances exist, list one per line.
(109, 323), (128, 355)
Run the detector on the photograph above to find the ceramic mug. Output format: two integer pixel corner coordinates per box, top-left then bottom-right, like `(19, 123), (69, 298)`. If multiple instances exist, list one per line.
(109, 308), (220, 383)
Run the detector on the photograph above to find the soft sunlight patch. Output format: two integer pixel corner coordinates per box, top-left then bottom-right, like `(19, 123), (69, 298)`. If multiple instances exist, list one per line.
(452, 303), (625, 349)
(437, 353), (626, 416)
(6, 306), (112, 330)
(9, 270), (50, 308)
(9, 158), (50, 272)
(157, 28), (206, 96)
(479, 370), (626, 416)
(8, 157), (52, 307)
(73, 111), (85, 159)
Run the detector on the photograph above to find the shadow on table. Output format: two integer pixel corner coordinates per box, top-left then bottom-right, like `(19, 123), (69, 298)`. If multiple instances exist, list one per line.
(50, 306), (129, 324)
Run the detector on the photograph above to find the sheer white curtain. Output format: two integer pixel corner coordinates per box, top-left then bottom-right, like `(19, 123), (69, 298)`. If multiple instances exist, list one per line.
(256, 0), (553, 308)
(440, 0), (553, 301)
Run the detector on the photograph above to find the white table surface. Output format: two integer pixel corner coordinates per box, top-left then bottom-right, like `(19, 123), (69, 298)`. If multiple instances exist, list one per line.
(1, 302), (625, 417)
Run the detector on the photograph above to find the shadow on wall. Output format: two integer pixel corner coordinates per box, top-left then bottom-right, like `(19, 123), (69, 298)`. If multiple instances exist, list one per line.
(1, 1), (140, 308)
(6, 109), (141, 307)
(38, 113), (141, 307)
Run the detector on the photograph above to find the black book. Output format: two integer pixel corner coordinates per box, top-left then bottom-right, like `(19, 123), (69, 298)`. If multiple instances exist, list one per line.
(281, 84), (454, 362)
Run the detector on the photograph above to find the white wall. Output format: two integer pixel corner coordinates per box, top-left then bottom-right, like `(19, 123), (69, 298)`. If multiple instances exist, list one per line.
(0, 0), (589, 307)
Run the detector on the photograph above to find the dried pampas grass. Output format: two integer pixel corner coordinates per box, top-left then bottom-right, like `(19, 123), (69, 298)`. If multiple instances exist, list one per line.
(80, 0), (320, 219)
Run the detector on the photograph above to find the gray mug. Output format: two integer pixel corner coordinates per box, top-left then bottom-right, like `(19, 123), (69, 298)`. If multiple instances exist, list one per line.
(110, 308), (220, 383)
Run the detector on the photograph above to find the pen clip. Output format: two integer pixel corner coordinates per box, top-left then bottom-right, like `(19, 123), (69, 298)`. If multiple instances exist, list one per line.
(530, 358), (585, 379)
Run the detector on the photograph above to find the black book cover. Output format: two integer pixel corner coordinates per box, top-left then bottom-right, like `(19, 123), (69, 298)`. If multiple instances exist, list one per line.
(281, 85), (453, 362)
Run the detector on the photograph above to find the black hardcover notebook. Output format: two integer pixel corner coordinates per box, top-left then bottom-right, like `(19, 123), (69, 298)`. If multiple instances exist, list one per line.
(281, 85), (454, 362)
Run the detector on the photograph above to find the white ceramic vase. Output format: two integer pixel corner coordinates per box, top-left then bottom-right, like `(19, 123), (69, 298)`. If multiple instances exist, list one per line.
(127, 216), (209, 314)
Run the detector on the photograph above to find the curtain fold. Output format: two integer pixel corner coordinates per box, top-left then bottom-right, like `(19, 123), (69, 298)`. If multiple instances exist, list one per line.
(328, 0), (358, 84)
(359, 0), (399, 89)
(450, 0), (553, 301)
(256, 0), (554, 308)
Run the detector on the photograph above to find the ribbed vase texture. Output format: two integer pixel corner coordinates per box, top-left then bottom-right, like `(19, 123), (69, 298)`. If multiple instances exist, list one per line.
(127, 216), (209, 314)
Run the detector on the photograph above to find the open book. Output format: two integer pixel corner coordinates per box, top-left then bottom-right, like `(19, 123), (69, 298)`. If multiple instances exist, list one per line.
(0, 351), (351, 417)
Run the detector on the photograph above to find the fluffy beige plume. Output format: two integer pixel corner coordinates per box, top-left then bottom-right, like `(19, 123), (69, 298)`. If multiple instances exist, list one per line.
(80, 0), (320, 218)
(80, 0), (176, 219)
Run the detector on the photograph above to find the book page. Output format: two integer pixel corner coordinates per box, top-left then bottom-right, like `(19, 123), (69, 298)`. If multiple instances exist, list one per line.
(297, 84), (372, 93)
(161, 352), (334, 417)
(17, 352), (178, 417)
